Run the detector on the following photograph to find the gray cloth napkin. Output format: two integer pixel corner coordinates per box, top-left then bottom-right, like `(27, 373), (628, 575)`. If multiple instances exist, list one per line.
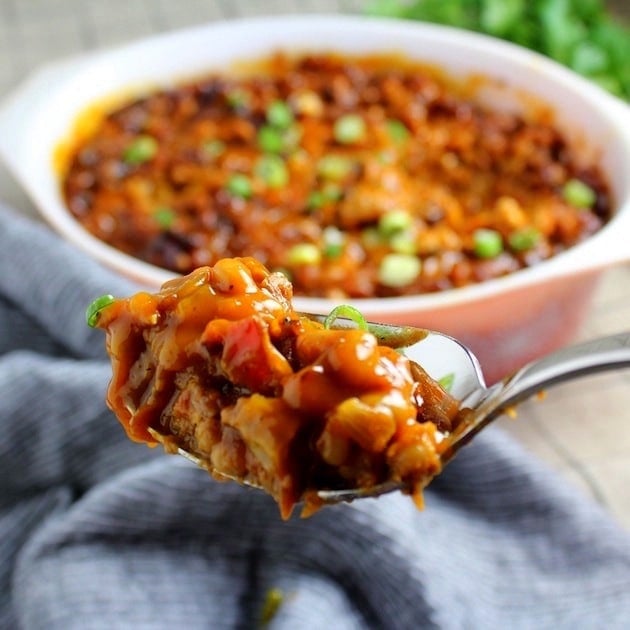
(0, 206), (629, 630)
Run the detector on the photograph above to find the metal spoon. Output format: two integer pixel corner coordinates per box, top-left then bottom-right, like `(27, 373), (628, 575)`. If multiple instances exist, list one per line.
(149, 320), (630, 505)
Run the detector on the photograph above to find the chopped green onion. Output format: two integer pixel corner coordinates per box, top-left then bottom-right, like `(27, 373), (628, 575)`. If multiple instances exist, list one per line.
(378, 253), (422, 287)
(508, 227), (541, 251)
(122, 135), (158, 165)
(266, 100), (294, 129)
(473, 228), (503, 259)
(153, 206), (175, 230)
(390, 232), (417, 255)
(226, 174), (253, 199)
(86, 294), (115, 328)
(202, 139), (226, 159)
(255, 154), (289, 188)
(324, 244), (344, 258)
(324, 304), (369, 331)
(322, 226), (345, 258)
(306, 190), (326, 211)
(386, 119), (410, 143)
(317, 155), (354, 181)
(257, 125), (285, 153)
(378, 209), (412, 236)
(307, 183), (344, 211)
(438, 372), (455, 392)
(562, 178), (596, 209)
(287, 242), (321, 266)
(257, 124), (302, 154)
(334, 114), (367, 144)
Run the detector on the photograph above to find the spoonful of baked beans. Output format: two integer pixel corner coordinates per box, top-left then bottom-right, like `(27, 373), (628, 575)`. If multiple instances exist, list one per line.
(88, 258), (630, 519)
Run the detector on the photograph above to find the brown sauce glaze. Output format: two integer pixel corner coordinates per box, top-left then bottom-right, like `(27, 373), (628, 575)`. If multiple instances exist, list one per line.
(93, 257), (469, 518)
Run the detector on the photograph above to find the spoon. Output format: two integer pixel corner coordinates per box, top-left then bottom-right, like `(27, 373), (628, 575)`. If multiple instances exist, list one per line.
(149, 319), (630, 506)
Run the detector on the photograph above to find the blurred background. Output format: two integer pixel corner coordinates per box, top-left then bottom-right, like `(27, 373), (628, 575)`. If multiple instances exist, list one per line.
(0, 0), (628, 528)
(1, 0), (628, 211)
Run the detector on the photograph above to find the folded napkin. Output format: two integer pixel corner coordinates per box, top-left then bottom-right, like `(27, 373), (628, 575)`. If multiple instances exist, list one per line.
(0, 206), (628, 630)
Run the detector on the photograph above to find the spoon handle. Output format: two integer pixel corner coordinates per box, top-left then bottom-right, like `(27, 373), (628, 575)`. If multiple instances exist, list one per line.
(494, 330), (630, 411)
(447, 331), (630, 459)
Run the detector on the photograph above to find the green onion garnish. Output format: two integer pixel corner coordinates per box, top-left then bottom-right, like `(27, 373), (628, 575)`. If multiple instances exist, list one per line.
(317, 155), (354, 181)
(257, 126), (285, 153)
(333, 114), (367, 144)
(153, 206), (175, 230)
(385, 119), (410, 143)
(508, 227), (541, 252)
(255, 154), (289, 188)
(287, 242), (321, 266)
(306, 190), (325, 211)
(390, 232), (417, 255)
(324, 243), (344, 258)
(122, 135), (158, 165)
(562, 178), (596, 209)
(86, 294), (115, 328)
(438, 373), (455, 392)
(378, 209), (412, 236)
(257, 124), (302, 154)
(323, 304), (369, 331)
(378, 253), (422, 287)
(307, 184), (344, 210)
(226, 174), (253, 199)
(322, 225), (345, 258)
(266, 100), (294, 129)
(473, 228), (503, 259)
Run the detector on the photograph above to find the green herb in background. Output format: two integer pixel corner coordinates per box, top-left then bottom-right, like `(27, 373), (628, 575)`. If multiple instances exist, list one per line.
(366, 0), (630, 100)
